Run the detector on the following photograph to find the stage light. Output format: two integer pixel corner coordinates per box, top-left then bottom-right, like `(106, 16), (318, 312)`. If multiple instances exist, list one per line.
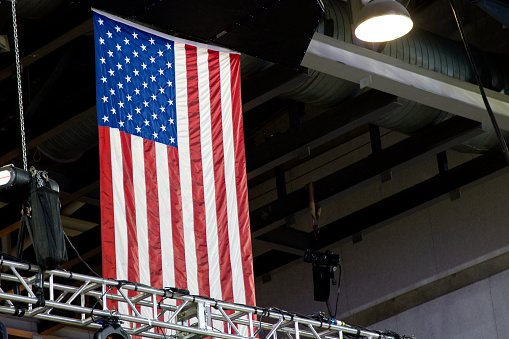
(0, 164), (31, 191)
(355, 0), (413, 42)
(94, 319), (131, 339)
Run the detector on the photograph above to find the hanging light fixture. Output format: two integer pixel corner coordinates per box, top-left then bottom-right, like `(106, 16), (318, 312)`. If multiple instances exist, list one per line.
(355, 0), (413, 42)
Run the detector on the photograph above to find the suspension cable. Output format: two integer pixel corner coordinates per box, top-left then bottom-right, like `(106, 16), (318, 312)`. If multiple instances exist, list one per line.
(11, 0), (28, 171)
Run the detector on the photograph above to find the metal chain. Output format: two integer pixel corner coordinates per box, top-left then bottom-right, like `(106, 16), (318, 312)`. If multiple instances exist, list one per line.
(11, 0), (28, 171)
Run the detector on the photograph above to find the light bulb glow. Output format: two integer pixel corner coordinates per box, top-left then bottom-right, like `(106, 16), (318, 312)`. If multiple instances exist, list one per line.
(355, 14), (413, 42)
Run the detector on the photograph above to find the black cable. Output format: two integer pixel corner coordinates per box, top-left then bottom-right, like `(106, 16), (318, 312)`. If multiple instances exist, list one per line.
(63, 232), (101, 278)
(449, 0), (509, 165)
(333, 265), (341, 318)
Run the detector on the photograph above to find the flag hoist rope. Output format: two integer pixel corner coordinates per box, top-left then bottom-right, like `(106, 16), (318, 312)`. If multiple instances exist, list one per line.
(11, 0), (28, 172)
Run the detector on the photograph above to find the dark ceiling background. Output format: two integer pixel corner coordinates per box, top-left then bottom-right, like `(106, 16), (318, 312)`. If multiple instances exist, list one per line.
(0, 1), (508, 324)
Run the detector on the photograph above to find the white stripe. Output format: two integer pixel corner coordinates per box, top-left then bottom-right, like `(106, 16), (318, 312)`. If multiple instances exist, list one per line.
(197, 47), (222, 300)
(175, 42), (199, 295)
(93, 9), (238, 55)
(132, 135), (152, 320)
(156, 142), (176, 331)
(156, 142), (175, 290)
(109, 128), (129, 315)
(219, 52), (246, 304)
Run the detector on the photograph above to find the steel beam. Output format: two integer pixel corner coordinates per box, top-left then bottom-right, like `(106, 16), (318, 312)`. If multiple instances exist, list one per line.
(246, 90), (399, 178)
(254, 150), (508, 275)
(250, 116), (482, 237)
(302, 33), (509, 130)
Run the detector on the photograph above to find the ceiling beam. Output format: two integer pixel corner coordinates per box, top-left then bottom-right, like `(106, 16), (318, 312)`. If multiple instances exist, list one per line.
(0, 19), (93, 82)
(302, 33), (509, 130)
(318, 149), (509, 248)
(250, 116), (482, 237)
(254, 149), (509, 276)
(246, 90), (399, 178)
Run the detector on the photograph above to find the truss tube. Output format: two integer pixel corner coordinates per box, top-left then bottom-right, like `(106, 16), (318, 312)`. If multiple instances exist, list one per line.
(0, 259), (395, 339)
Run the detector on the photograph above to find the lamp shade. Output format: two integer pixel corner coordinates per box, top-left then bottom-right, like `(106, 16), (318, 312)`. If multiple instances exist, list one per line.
(355, 0), (413, 42)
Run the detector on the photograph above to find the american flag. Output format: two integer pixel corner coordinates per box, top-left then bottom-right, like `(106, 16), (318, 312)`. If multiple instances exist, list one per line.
(93, 9), (256, 318)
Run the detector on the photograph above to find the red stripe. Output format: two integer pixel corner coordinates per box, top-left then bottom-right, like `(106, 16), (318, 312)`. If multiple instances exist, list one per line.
(185, 45), (210, 297)
(99, 126), (116, 280)
(168, 145), (186, 290)
(229, 54), (256, 306)
(120, 132), (140, 286)
(99, 126), (117, 310)
(208, 50), (234, 302)
(144, 139), (163, 289)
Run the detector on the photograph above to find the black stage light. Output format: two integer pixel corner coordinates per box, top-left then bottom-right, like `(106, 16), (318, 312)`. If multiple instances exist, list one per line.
(0, 164), (31, 192)
(94, 319), (131, 339)
(0, 321), (7, 339)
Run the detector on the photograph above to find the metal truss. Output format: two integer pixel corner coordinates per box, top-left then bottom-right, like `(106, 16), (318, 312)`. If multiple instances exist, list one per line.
(0, 259), (396, 339)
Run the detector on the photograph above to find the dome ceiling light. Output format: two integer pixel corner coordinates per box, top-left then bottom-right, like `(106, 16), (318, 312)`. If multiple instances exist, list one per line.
(355, 0), (413, 42)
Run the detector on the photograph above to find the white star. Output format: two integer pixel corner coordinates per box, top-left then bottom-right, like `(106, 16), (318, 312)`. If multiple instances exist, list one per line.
(132, 50), (139, 57)
(118, 83), (124, 89)
(102, 115), (109, 122)
(118, 102), (124, 108)
(124, 56), (130, 64)
(142, 82), (148, 88)
(144, 119), (150, 126)
(107, 50), (113, 57)
(152, 113), (158, 119)
(133, 69), (139, 76)
(166, 43), (171, 50)
(101, 96), (108, 103)
(151, 94), (157, 101)
(159, 105), (165, 112)
(132, 32), (138, 39)
(141, 63), (147, 70)
(159, 87), (165, 94)
(152, 132), (158, 139)
(116, 63), (122, 70)
(149, 38), (155, 45)
(135, 107), (141, 114)
(101, 77), (107, 83)
(99, 37), (105, 45)
(149, 56), (156, 63)
(168, 99), (173, 105)
(135, 126), (141, 133)
(116, 44), (122, 51)
(150, 75), (156, 82)
(110, 88), (115, 95)
(107, 31), (113, 38)
(169, 117), (174, 124)
(115, 25), (121, 32)
(161, 125), (166, 131)
(126, 94), (132, 101)
(170, 136), (175, 143)
(158, 68), (164, 75)
(166, 80), (173, 87)
(124, 38), (129, 45)
(143, 101), (149, 107)
(140, 44), (147, 51)
(166, 62), (172, 68)
(127, 114), (133, 120)
(134, 88), (140, 95)
(125, 75), (131, 82)
(98, 18), (104, 25)
(109, 67), (115, 75)
(100, 57), (106, 64)
(157, 50), (163, 57)
(119, 121), (125, 127)
(110, 107), (116, 114)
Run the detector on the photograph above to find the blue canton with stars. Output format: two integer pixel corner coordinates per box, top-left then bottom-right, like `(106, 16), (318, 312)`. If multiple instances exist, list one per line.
(94, 12), (177, 148)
